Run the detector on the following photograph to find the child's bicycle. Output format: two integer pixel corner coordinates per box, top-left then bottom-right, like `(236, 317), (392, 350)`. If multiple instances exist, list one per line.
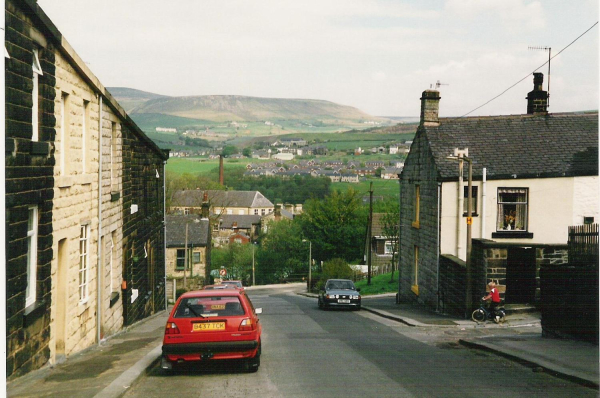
(472, 299), (506, 323)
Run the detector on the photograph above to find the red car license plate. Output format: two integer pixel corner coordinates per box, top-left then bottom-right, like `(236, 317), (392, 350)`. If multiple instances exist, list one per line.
(193, 322), (225, 331)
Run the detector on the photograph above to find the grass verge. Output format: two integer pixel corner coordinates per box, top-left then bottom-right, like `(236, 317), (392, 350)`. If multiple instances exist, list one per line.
(355, 272), (399, 296)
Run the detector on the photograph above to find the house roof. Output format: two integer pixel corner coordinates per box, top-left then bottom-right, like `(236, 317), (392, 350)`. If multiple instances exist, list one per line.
(421, 112), (598, 181)
(218, 214), (262, 229)
(166, 215), (209, 247)
(171, 190), (274, 208)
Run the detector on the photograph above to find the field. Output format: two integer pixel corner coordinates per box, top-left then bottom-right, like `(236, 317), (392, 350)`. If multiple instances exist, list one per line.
(333, 178), (400, 199)
(166, 158), (246, 175)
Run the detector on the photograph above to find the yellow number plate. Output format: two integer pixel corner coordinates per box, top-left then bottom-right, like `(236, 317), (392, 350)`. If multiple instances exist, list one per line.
(211, 304), (226, 310)
(193, 322), (225, 332)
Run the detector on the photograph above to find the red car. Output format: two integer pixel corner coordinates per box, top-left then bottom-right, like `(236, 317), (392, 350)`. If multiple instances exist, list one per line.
(161, 289), (262, 372)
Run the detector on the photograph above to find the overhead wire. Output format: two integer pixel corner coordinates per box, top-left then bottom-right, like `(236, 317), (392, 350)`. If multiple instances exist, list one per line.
(460, 21), (598, 117)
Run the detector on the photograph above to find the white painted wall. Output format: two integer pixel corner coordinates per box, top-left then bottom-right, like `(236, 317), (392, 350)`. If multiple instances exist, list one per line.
(440, 176), (599, 261)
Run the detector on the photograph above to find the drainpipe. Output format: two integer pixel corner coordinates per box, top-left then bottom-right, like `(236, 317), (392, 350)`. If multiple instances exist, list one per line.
(457, 160), (464, 258)
(163, 161), (167, 311)
(96, 95), (103, 344)
(481, 168), (487, 238)
(1, 2), (8, 384)
(436, 183), (441, 312)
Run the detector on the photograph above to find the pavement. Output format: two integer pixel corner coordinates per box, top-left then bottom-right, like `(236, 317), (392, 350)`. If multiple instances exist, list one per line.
(6, 287), (599, 397)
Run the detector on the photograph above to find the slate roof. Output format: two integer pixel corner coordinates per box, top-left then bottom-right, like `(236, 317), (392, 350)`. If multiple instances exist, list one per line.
(422, 112), (598, 181)
(171, 190), (274, 208)
(218, 214), (262, 229)
(166, 215), (209, 247)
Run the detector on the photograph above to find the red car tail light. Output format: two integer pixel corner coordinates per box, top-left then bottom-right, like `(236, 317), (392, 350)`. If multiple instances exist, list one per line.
(238, 318), (256, 331)
(165, 322), (180, 335)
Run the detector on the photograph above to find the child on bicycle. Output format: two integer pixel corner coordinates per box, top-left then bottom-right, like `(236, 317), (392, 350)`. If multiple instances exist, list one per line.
(482, 281), (501, 322)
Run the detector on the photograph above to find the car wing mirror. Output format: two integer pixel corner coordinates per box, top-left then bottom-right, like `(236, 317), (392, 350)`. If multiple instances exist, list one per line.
(356, 288), (361, 292)
(255, 308), (263, 314)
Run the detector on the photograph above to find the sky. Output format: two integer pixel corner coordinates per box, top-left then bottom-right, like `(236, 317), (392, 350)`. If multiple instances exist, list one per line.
(37, 0), (598, 117)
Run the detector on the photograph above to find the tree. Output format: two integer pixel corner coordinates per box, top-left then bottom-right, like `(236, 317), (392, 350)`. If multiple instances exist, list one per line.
(255, 219), (306, 284)
(211, 243), (253, 285)
(222, 145), (239, 157)
(242, 147), (252, 157)
(296, 189), (367, 264)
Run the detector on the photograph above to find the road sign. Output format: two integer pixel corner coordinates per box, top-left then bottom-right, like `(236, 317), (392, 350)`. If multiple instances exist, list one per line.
(466, 217), (473, 225)
(219, 268), (227, 276)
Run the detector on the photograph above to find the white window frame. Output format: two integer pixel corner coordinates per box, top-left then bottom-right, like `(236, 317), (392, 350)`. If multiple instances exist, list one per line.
(111, 122), (117, 187)
(496, 188), (529, 231)
(384, 241), (394, 255)
(109, 234), (115, 292)
(60, 93), (68, 175)
(82, 100), (89, 174)
(79, 224), (90, 302)
(26, 206), (39, 308)
(32, 49), (43, 142)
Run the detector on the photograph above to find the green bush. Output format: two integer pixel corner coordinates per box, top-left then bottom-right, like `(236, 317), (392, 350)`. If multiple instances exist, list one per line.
(316, 258), (354, 290)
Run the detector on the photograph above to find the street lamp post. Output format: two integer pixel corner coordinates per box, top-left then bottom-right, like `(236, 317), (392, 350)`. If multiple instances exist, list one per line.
(447, 149), (473, 317)
(302, 239), (312, 292)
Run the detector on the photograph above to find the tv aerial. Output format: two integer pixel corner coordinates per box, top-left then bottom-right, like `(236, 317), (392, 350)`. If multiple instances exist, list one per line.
(432, 80), (449, 90)
(528, 46), (551, 107)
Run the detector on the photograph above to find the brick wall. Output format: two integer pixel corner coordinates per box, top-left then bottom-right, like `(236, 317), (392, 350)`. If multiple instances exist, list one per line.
(398, 127), (440, 309)
(5, 0), (56, 378)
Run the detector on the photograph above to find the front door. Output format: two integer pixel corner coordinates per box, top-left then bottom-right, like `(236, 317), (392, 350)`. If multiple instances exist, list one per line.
(505, 247), (537, 304)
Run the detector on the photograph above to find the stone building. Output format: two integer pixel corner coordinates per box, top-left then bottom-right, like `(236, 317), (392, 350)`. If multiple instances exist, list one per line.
(165, 215), (209, 280)
(5, 0), (169, 378)
(398, 74), (598, 316)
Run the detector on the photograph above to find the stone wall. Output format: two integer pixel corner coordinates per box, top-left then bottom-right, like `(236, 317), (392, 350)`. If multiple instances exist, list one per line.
(438, 255), (466, 317)
(5, 0), (56, 378)
(398, 127), (440, 309)
(121, 123), (167, 326)
(540, 264), (598, 343)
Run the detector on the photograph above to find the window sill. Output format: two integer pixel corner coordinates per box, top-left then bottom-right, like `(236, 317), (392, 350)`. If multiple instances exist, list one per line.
(57, 176), (73, 188)
(24, 300), (46, 327)
(462, 213), (479, 217)
(491, 231), (534, 239)
(411, 221), (420, 229)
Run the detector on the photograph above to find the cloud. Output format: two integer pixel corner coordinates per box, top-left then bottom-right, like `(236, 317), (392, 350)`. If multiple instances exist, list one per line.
(445, 0), (546, 30)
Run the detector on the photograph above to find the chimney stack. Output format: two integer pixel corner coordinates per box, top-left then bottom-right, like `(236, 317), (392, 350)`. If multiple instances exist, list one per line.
(201, 191), (210, 218)
(420, 89), (441, 127)
(526, 73), (548, 115)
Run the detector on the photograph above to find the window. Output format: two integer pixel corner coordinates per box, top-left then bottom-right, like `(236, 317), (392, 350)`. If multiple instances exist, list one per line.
(384, 241), (394, 254)
(193, 252), (201, 264)
(254, 209), (259, 215)
(184, 208), (190, 215)
(176, 249), (186, 270)
(79, 224), (90, 302)
(109, 232), (116, 292)
(111, 122), (117, 187)
(239, 210), (244, 215)
(411, 246), (419, 296)
(496, 188), (528, 231)
(227, 209), (233, 215)
(412, 185), (420, 228)
(82, 100), (90, 173)
(60, 93), (69, 175)
(32, 49), (43, 142)
(26, 207), (39, 307)
(261, 209), (266, 215)
(463, 186), (478, 215)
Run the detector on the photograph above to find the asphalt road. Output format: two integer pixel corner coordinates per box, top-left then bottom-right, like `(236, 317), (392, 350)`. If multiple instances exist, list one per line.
(124, 286), (595, 397)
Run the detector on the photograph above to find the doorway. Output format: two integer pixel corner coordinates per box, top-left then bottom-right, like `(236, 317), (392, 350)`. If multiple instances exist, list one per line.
(505, 247), (537, 304)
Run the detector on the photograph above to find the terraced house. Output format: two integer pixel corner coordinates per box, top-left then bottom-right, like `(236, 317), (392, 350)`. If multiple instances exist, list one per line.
(399, 74), (598, 316)
(5, 0), (169, 378)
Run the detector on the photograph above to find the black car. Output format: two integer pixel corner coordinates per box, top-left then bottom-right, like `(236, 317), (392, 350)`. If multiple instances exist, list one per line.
(318, 279), (361, 310)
